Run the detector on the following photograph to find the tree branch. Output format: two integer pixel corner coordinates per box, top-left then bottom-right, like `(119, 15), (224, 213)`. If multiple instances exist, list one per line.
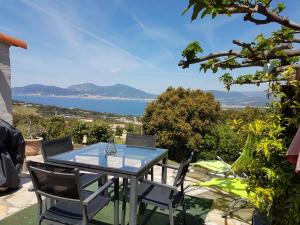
(178, 50), (242, 68)
(267, 44), (293, 57)
(223, 3), (300, 30)
(231, 78), (289, 85)
(233, 40), (254, 53)
(244, 13), (270, 25)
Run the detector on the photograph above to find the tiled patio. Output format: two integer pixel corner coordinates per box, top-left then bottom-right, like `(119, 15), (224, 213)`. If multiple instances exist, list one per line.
(0, 154), (252, 225)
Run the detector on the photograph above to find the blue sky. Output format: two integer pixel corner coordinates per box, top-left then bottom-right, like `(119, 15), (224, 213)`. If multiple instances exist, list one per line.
(1, 0), (300, 94)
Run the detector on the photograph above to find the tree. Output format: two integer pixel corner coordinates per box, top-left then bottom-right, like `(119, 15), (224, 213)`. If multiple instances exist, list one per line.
(87, 120), (113, 144)
(201, 123), (244, 163)
(43, 116), (68, 140)
(70, 120), (113, 144)
(219, 106), (269, 123)
(179, 1), (300, 89)
(143, 87), (220, 162)
(179, 1), (300, 224)
(115, 126), (124, 136)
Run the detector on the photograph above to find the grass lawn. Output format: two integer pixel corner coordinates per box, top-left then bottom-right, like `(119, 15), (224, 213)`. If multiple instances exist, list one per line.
(13, 105), (39, 115)
(0, 196), (212, 225)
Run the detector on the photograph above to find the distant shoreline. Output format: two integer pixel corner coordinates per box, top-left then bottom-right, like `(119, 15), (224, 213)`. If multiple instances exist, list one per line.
(13, 94), (156, 102)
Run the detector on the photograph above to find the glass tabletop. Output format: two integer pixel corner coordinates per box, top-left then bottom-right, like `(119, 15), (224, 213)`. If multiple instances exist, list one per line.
(48, 142), (168, 175)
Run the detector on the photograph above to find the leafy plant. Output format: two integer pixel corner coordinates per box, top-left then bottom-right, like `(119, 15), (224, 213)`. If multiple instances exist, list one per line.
(180, 1), (300, 224)
(200, 123), (245, 163)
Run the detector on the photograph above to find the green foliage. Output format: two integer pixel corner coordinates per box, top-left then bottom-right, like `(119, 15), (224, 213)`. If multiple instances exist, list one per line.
(200, 123), (244, 163)
(239, 118), (300, 225)
(125, 123), (142, 134)
(42, 116), (69, 139)
(13, 113), (46, 139)
(182, 0), (284, 21)
(143, 87), (220, 162)
(69, 120), (113, 144)
(227, 85), (300, 225)
(13, 112), (113, 145)
(115, 126), (124, 136)
(220, 106), (269, 123)
(180, 1), (300, 223)
(182, 41), (203, 61)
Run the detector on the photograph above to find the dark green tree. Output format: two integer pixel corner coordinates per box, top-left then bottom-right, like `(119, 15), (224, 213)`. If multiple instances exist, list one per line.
(143, 87), (220, 162)
(201, 123), (244, 163)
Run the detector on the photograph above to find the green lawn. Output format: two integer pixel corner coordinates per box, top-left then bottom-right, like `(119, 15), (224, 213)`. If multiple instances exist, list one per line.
(0, 195), (212, 225)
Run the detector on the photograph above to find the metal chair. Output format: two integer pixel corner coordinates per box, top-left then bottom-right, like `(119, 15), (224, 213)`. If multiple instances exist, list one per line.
(27, 161), (119, 225)
(42, 136), (102, 188)
(137, 150), (194, 225)
(125, 133), (156, 149)
(125, 133), (156, 180)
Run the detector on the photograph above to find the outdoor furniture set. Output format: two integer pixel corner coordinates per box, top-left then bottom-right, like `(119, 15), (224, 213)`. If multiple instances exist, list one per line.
(27, 134), (194, 225)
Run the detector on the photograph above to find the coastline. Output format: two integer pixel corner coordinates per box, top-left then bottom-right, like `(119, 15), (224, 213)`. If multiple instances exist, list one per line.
(13, 94), (156, 102)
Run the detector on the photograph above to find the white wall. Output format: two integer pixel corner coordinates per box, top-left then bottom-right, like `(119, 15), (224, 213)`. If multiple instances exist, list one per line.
(0, 42), (12, 124)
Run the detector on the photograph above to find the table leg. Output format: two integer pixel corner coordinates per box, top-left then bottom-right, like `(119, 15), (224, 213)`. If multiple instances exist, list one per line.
(161, 156), (168, 184)
(129, 177), (138, 225)
(121, 178), (128, 225)
(114, 178), (119, 225)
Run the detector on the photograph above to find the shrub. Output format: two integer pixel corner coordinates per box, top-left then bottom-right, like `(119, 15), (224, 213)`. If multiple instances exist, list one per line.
(143, 87), (220, 162)
(70, 120), (113, 144)
(42, 116), (69, 140)
(115, 126), (124, 136)
(200, 123), (245, 163)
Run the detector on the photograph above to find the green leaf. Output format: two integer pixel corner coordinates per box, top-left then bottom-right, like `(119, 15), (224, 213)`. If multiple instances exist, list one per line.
(276, 3), (286, 13)
(191, 2), (205, 21)
(182, 0), (197, 16)
(201, 8), (209, 18)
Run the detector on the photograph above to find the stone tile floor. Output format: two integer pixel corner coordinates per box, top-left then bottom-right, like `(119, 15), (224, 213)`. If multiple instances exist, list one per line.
(0, 154), (252, 225)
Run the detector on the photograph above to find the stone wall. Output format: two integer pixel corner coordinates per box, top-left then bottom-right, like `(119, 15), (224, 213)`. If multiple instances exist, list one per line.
(0, 42), (12, 124)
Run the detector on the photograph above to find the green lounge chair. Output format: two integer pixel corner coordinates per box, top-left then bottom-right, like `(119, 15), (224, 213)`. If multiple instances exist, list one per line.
(193, 154), (250, 217)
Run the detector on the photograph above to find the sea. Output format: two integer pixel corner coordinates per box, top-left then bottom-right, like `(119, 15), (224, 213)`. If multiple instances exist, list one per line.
(13, 95), (152, 116)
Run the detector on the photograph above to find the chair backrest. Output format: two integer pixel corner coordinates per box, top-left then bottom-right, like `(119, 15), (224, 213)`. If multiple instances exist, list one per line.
(173, 150), (194, 188)
(27, 161), (81, 201)
(125, 133), (156, 149)
(41, 136), (73, 162)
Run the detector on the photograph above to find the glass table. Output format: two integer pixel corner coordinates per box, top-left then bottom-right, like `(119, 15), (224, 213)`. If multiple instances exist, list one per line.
(47, 142), (168, 225)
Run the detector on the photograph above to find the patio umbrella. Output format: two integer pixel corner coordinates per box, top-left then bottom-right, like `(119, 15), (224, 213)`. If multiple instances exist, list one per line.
(287, 126), (300, 173)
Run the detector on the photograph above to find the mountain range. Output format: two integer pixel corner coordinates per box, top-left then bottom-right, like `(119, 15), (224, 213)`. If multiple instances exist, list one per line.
(13, 83), (157, 99)
(12, 83), (269, 107)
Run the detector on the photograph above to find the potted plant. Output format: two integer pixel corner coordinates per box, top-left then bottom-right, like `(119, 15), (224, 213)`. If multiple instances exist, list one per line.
(21, 121), (44, 156)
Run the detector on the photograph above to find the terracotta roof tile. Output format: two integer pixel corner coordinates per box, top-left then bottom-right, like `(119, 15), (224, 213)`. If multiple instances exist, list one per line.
(0, 32), (27, 49)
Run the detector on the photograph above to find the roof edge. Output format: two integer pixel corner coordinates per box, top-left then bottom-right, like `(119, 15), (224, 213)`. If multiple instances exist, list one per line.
(0, 32), (27, 49)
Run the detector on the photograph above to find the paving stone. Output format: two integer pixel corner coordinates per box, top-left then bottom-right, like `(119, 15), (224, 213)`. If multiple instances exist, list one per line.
(7, 207), (21, 216)
(5, 190), (37, 208)
(0, 205), (8, 220)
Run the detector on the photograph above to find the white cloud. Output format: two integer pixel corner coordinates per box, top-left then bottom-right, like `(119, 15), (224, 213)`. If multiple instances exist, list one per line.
(19, 0), (157, 70)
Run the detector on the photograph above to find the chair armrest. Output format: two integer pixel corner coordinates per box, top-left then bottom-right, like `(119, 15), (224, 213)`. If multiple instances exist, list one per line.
(83, 177), (117, 205)
(139, 178), (177, 191)
(216, 156), (238, 178)
(156, 163), (179, 170)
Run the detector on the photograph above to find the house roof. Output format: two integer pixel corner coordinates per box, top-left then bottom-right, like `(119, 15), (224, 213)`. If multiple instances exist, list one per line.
(0, 32), (27, 49)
